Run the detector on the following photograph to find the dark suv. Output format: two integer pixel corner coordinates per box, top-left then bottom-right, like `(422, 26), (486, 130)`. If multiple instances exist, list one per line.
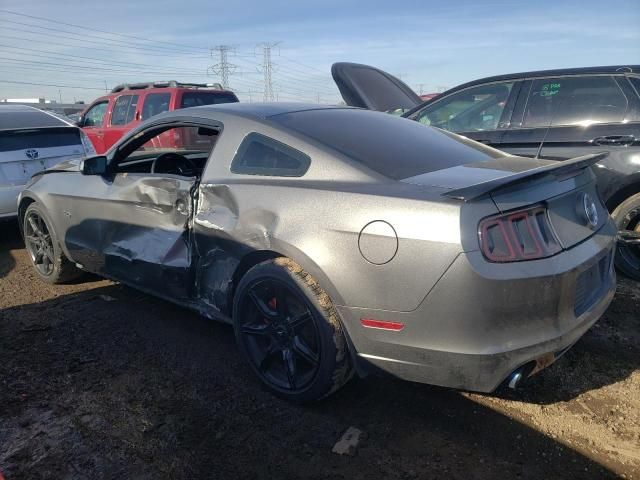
(78, 81), (239, 154)
(332, 63), (640, 279)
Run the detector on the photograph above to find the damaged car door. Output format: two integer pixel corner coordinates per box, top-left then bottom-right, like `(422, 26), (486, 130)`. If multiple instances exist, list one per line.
(72, 122), (219, 299)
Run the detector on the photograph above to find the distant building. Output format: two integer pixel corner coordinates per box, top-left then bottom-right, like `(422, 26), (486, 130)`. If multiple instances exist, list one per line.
(1, 98), (54, 104)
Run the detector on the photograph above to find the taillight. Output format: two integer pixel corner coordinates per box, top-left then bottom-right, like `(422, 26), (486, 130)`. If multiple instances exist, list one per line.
(478, 205), (561, 262)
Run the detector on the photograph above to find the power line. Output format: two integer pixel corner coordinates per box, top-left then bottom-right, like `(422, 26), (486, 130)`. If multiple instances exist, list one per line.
(0, 56), (205, 77)
(0, 79), (105, 90)
(0, 9), (209, 52)
(0, 30), (209, 58)
(0, 45), (209, 75)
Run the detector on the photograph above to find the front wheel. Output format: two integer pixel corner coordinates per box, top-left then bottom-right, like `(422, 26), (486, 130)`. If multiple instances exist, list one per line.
(22, 202), (82, 284)
(612, 192), (640, 281)
(233, 258), (353, 402)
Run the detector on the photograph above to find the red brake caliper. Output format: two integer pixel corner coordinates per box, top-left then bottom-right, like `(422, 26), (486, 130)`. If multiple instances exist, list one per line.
(268, 297), (277, 311)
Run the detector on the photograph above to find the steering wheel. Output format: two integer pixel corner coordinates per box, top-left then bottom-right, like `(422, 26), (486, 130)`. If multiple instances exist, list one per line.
(150, 152), (198, 176)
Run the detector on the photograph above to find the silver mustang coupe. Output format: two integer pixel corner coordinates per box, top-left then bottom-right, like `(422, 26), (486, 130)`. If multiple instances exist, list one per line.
(18, 103), (616, 402)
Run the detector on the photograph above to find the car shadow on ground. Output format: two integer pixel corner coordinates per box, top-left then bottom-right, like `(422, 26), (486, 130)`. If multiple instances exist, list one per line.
(0, 282), (632, 479)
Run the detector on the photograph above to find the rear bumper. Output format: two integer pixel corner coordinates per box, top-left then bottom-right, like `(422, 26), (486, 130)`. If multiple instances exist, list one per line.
(337, 220), (617, 392)
(0, 184), (23, 218)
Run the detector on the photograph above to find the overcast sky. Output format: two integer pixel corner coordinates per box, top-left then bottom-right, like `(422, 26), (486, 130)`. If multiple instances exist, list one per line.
(1, 0), (639, 103)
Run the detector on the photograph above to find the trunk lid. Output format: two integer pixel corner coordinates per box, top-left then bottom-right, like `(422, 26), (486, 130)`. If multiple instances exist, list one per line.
(331, 62), (423, 112)
(0, 127), (85, 185)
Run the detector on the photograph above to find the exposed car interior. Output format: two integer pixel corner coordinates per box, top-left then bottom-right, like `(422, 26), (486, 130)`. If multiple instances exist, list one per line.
(113, 125), (218, 178)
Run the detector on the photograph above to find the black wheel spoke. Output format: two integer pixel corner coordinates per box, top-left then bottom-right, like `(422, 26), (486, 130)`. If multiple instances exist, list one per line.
(289, 311), (312, 331)
(241, 323), (271, 336)
(249, 289), (278, 319)
(259, 345), (278, 373)
(283, 349), (297, 389)
(293, 336), (319, 366)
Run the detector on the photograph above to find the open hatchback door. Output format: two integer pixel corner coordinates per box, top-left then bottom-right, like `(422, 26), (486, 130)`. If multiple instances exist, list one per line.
(331, 62), (423, 112)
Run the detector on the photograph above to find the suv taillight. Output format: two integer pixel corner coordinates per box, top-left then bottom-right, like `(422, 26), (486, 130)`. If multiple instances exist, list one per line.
(478, 205), (561, 262)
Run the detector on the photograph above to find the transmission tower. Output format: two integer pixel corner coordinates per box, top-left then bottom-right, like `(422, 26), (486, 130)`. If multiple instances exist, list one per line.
(208, 45), (236, 89)
(258, 42), (279, 102)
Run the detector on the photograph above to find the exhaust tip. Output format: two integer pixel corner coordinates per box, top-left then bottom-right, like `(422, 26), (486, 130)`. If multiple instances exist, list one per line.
(508, 371), (523, 390)
(505, 362), (536, 390)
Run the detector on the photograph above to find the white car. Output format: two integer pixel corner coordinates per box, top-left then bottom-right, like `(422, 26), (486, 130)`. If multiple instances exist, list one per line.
(0, 105), (95, 219)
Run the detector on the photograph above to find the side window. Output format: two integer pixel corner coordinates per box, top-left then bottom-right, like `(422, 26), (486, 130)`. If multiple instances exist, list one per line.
(523, 76), (628, 128)
(115, 126), (218, 176)
(231, 133), (310, 177)
(111, 95), (139, 126)
(83, 102), (108, 127)
(141, 93), (171, 120)
(414, 82), (514, 132)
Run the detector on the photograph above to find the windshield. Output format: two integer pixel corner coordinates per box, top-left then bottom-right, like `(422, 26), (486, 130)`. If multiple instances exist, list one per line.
(270, 108), (506, 180)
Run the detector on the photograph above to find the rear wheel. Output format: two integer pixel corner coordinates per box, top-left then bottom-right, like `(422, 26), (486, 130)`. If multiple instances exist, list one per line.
(23, 203), (82, 284)
(233, 258), (352, 402)
(612, 192), (640, 280)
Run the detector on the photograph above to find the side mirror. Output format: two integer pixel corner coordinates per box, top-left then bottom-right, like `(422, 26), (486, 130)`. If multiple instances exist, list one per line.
(81, 156), (108, 175)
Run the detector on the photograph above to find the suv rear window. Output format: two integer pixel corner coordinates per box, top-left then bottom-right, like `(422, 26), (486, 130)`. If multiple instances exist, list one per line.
(270, 108), (505, 180)
(523, 76), (628, 127)
(180, 92), (238, 108)
(141, 93), (171, 120)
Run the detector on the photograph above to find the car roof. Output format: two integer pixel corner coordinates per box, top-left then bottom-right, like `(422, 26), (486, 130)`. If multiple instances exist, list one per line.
(157, 102), (352, 121)
(0, 104), (73, 130)
(442, 65), (640, 95)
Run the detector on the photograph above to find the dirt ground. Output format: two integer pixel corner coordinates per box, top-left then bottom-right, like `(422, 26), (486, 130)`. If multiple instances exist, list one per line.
(1, 220), (638, 480)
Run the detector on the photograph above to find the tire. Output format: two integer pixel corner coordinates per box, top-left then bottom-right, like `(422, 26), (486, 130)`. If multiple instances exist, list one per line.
(611, 192), (640, 281)
(233, 257), (353, 402)
(22, 202), (82, 284)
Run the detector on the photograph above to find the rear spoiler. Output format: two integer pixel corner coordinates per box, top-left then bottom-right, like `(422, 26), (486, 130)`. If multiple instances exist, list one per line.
(443, 152), (608, 201)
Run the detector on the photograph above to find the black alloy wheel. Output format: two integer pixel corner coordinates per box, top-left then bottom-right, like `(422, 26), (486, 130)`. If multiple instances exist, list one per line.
(24, 209), (56, 277)
(233, 258), (353, 402)
(237, 277), (321, 392)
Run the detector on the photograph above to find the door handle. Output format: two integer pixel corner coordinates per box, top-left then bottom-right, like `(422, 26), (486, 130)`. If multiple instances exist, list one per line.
(591, 135), (635, 146)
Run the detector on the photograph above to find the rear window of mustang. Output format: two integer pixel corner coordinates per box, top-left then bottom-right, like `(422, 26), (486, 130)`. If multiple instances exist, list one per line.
(270, 108), (505, 180)
(231, 132), (310, 177)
